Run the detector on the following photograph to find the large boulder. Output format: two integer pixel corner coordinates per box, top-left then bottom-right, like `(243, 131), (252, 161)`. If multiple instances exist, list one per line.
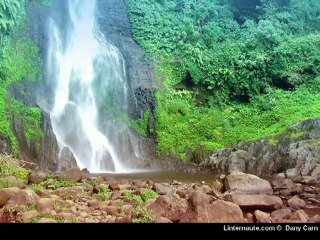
(64, 167), (82, 182)
(225, 193), (283, 210)
(0, 187), (20, 207)
(148, 193), (188, 222)
(28, 171), (48, 184)
(36, 198), (54, 213)
(224, 173), (273, 194)
(6, 189), (39, 206)
(180, 191), (245, 223)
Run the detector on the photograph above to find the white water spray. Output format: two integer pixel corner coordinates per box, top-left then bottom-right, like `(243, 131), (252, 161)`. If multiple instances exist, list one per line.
(46, 0), (134, 173)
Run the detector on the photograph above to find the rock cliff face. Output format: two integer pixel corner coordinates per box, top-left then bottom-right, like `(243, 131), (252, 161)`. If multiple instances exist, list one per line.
(202, 118), (320, 179)
(97, 0), (159, 118)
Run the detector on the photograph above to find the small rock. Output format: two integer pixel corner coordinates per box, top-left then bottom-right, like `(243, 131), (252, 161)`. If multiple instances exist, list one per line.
(64, 167), (82, 182)
(109, 182), (120, 191)
(286, 168), (300, 179)
(154, 217), (173, 223)
(225, 193), (283, 210)
(279, 189), (291, 196)
(275, 173), (285, 179)
(254, 210), (272, 223)
(28, 171), (48, 184)
(110, 191), (122, 200)
(201, 181), (206, 185)
(0, 187), (20, 207)
(308, 198), (320, 204)
(56, 212), (76, 220)
(88, 200), (101, 209)
(36, 198), (54, 213)
(290, 210), (309, 222)
(272, 179), (296, 191)
(225, 172), (273, 194)
(271, 209), (292, 220)
(131, 180), (147, 189)
(308, 215), (320, 223)
(197, 185), (213, 195)
(245, 213), (254, 223)
(288, 196), (306, 210)
(115, 216), (131, 223)
(153, 183), (174, 195)
(81, 168), (90, 175)
(37, 218), (57, 223)
(105, 206), (119, 216)
(20, 210), (39, 222)
(309, 165), (320, 183)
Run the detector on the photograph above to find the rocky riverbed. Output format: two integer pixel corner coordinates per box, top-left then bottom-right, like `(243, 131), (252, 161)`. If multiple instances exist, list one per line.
(0, 163), (319, 223)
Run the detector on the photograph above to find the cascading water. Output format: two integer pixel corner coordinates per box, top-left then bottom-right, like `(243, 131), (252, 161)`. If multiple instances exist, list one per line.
(44, 0), (143, 173)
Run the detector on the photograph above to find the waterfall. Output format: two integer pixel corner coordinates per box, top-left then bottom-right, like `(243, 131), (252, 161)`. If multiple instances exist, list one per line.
(44, 0), (141, 173)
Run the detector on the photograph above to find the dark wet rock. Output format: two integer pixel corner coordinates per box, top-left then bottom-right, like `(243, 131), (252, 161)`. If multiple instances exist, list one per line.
(65, 167), (82, 182)
(225, 193), (283, 210)
(205, 118), (320, 177)
(81, 168), (90, 175)
(224, 173), (273, 194)
(0, 187), (20, 207)
(254, 210), (272, 223)
(289, 210), (309, 222)
(28, 171), (48, 184)
(288, 196), (306, 210)
(271, 209), (292, 220)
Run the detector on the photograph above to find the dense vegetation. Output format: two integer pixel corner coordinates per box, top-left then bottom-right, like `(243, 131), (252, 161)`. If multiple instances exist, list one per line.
(0, 0), (49, 155)
(125, 0), (320, 160)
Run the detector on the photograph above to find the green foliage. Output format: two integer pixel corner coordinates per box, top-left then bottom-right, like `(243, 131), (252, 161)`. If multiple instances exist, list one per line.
(93, 184), (111, 201)
(155, 83), (320, 159)
(0, 155), (29, 182)
(140, 189), (158, 202)
(47, 176), (76, 190)
(126, 0), (320, 160)
(0, 37), (43, 155)
(123, 190), (156, 223)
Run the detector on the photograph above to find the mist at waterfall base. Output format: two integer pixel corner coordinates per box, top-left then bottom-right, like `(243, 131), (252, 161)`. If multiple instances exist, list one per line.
(39, 0), (146, 173)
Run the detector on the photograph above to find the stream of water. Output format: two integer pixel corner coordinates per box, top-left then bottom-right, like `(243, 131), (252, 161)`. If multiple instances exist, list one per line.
(45, 0), (140, 173)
